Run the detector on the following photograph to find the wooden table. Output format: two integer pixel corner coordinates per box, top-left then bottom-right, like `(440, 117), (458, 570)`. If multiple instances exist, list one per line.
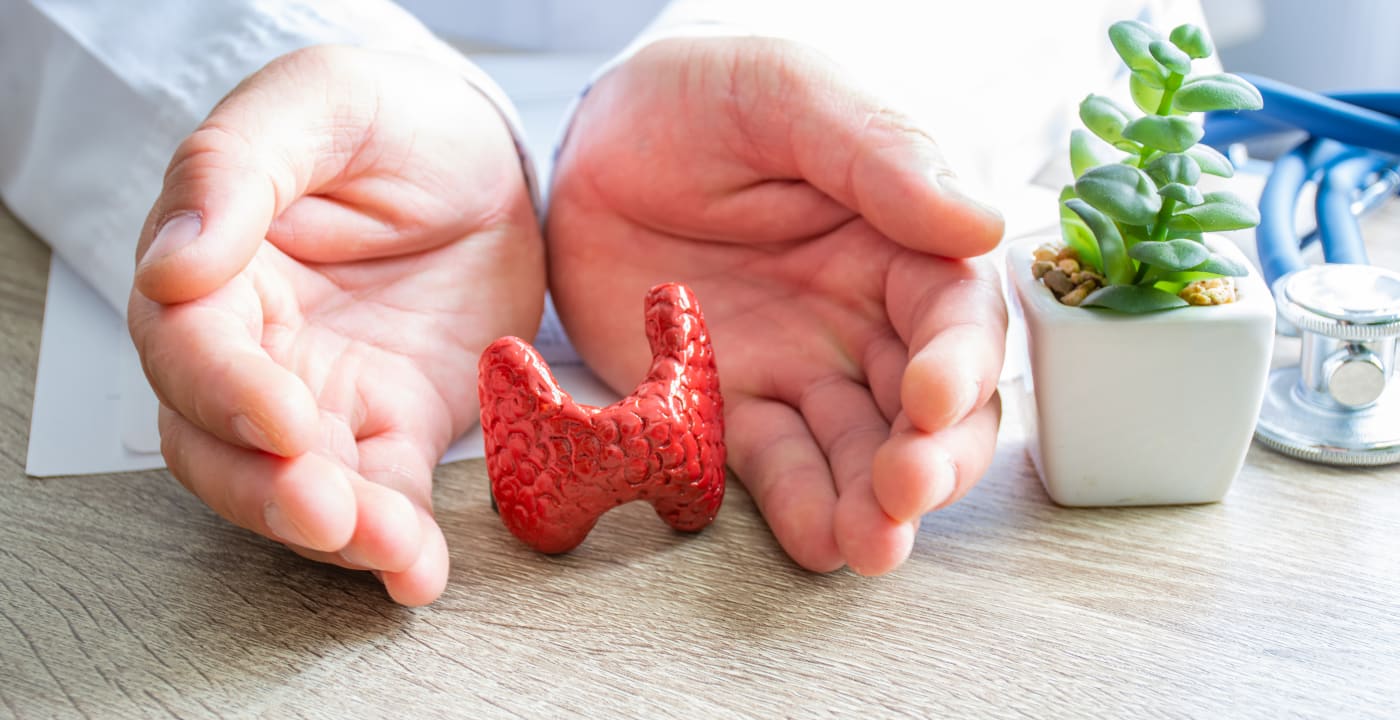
(2, 201), (1398, 719)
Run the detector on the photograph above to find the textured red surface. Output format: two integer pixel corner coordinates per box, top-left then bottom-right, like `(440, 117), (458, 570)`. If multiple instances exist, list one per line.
(478, 283), (726, 554)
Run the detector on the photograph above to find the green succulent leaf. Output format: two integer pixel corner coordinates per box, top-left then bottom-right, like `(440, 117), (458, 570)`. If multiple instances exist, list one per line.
(1070, 130), (1120, 178)
(1081, 284), (1189, 313)
(1186, 144), (1235, 177)
(1167, 214), (1202, 235)
(1079, 95), (1133, 144)
(1133, 68), (1166, 89)
(1060, 217), (1104, 274)
(1160, 273), (1214, 285)
(1128, 238), (1210, 270)
(1129, 72), (1165, 114)
(1169, 191), (1260, 231)
(1075, 164), (1162, 226)
(1058, 185), (1104, 271)
(1121, 223), (1151, 251)
(1149, 40), (1192, 75)
(1173, 73), (1264, 112)
(1065, 199), (1135, 286)
(1169, 24), (1213, 59)
(1145, 153), (1201, 186)
(1168, 229), (1204, 242)
(1109, 21), (1167, 75)
(1190, 251), (1250, 277)
(1122, 115), (1204, 153)
(1159, 182), (1204, 206)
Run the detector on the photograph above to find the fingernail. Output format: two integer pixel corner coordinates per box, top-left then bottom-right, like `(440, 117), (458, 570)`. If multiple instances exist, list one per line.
(951, 379), (981, 424)
(934, 173), (1002, 221)
(264, 502), (310, 547)
(927, 452), (959, 511)
(340, 546), (374, 569)
(232, 414), (275, 453)
(140, 213), (201, 268)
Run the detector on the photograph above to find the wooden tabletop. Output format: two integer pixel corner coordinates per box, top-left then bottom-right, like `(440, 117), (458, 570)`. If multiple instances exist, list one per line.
(2, 201), (1398, 719)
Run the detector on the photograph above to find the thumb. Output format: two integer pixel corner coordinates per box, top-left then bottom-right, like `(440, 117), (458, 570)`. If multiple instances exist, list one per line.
(134, 46), (374, 304)
(134, 126), (284, 304)
(737, 38), (1006, 258)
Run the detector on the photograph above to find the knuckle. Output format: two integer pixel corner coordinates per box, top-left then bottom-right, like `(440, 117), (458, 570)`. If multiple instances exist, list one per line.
(178, 121), (256, 164)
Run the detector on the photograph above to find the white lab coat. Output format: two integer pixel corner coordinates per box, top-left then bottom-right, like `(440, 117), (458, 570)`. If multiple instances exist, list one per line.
(0, 0), (1212, 316)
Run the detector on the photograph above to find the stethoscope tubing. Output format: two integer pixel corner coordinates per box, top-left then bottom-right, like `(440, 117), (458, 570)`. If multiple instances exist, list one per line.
(1204, 76), (1400, 155)
(1316, 153), (1389, 266)
(1205, 79), (1400, 286)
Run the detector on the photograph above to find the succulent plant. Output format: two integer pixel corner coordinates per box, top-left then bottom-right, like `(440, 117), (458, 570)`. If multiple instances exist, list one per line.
(1058, 20), (1263, 312)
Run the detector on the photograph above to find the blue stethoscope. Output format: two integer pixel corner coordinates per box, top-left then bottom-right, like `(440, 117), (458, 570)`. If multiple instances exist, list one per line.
(1202, 76), (1400, 465)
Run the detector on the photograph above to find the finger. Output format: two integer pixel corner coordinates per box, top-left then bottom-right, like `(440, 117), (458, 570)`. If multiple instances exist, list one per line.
(129, 289), (319, 457)
(887, 255), (1007, 432)
(794, 374), (889, 498)
(133, 134), (280, 305)
(336, 479), (423, 574)
(160, 406), (355, 552)
(724, 397), (843, 572)
(716, 38), (1005, 257)
(935, 392), (1003, 509)
(792, 375), (917, 576)
(264, 194), (488, 264)
(261, 79), (530, 264)
(336, 432), (440, 573)
(860, 331), (908, 423)
(833, 481), (917, 578)
(286, 436), (447, 607)
(872, 396), (1002, 523)
(380, 508), (450, 607)
(289, 506), (448, 607)
(133, 46), (378, 303)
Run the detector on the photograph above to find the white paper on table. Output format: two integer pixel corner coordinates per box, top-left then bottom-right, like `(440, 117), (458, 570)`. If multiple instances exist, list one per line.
(25, 53), (615, 477)
(27, 257), (166, 475)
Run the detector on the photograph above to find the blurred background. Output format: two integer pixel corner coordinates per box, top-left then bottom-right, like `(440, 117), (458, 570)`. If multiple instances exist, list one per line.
(397, 0), (1400, 93)
(1202, 0), (1400, 90)
(398, 0), (668, 52)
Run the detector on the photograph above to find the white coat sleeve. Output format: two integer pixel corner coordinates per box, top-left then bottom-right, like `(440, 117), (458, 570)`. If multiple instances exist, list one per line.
(560, 0), (1219, 238)
(0, 0), (537, 315)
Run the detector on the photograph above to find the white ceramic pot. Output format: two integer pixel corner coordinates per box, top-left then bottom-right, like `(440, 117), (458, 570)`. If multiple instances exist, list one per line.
(1007, 236), (1276, 507)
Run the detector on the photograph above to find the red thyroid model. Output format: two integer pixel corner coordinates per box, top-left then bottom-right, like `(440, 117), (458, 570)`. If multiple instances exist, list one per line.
(478, 283), (726, 554)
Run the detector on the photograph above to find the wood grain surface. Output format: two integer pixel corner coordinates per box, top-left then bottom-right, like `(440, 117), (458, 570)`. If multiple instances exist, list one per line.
(1, 202), (1398, 719)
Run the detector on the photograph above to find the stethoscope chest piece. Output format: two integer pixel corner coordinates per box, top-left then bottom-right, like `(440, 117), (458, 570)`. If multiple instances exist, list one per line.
(1256, 264), (1400, 465)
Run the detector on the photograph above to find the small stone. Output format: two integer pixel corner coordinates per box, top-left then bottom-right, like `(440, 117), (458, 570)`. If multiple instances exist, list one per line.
(1043, 269), (1075, 296)
(1033, 246), (1058, 262)
(1180, 277), (1237, 305)
(1032, 260), (1057, 279)
(1207, 287), (1234, 303)
(1070, 270), (1105, 287)
(1057, 258), (1080, 274)
(1060, 280), (1097, 307)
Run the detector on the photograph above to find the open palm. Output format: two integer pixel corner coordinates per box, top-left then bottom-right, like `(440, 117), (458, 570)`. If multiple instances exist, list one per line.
(548, 38), (1007, 575)
(128, 47), (543, 605)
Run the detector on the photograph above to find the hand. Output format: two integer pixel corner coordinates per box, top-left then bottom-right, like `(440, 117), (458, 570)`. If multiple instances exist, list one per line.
(128, 46), (544, 605)
(547, 38), (1007, 575)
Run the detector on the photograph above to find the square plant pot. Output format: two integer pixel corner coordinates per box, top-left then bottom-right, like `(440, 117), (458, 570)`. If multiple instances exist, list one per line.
(1007, 236), (1276, 506)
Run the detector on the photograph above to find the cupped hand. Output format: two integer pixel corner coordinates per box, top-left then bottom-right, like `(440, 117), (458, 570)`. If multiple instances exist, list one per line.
(547, 38), (1007, 575)
(128, 46), (544, 605)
